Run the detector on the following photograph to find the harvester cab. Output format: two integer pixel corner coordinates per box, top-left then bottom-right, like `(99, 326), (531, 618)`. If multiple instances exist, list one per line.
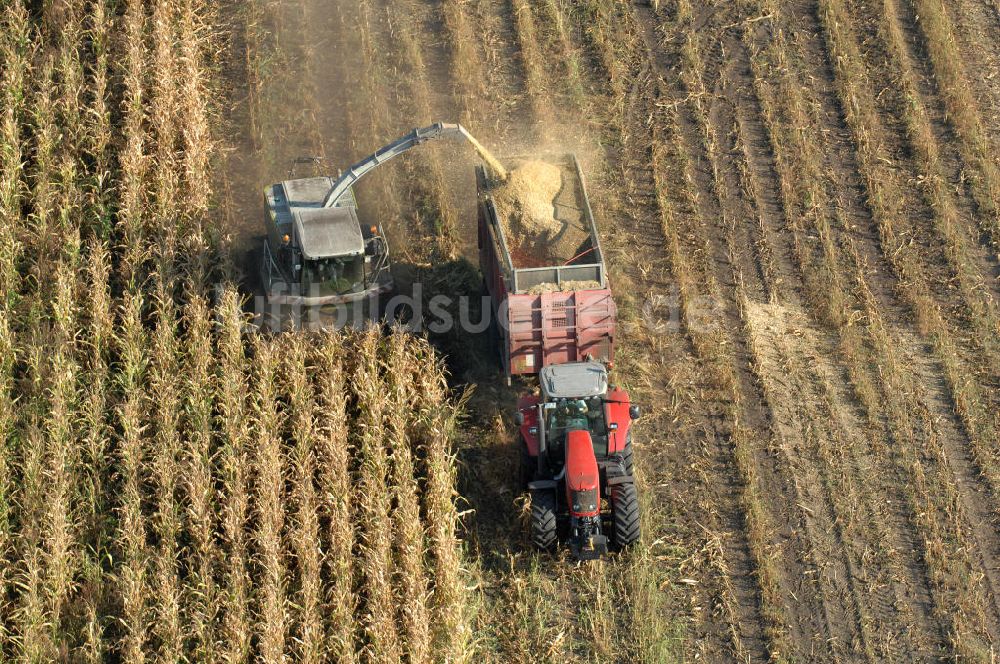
(260, 122), (508, 324)
(261, 175), (392, 312)
(515, 361), (641, 559)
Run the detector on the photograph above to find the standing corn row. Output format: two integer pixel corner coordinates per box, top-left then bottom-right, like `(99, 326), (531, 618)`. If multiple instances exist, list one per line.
(0, 0), (28, 300)
(216, 289), (251, 663)
(911, 0), (1000, 248)
(216, 289), (252, 663)
(411, 337), (468, 660)
(182, 290), (220, 663)
(386, 331), (431, 663)
(353, 330), (401, 663)
(0, 3), (29, 654)
(150, 285), (184, 662)
(315, 337), (357, 664)
(16, 37), (75, 660)
(118, 0), (149, 280)
(116, 292), (150, 664)
(16, 422), (51, 661)
(9, 18), (49, 657)
(176, 0), (212, 219)
(83, 0), (114, 236)
(252, 339), (288, 663)
(79, 239), (113, 662)
(150, 0), (180, 254)
(41, 256), (82, 655)
(0, 306), (12, 659)
(284, 339), (323, 664)
(27, 59), (59, 284)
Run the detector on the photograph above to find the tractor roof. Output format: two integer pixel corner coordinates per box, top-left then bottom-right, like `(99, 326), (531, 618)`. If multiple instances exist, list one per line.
(540, 361), (608, 399)
(293, 207), (365, 259)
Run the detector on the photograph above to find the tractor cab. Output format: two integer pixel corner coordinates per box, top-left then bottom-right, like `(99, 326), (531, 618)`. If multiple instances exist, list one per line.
(514, 361), (641, 559)
(539, 362), (612, 460)
(261, 176), (393, 311)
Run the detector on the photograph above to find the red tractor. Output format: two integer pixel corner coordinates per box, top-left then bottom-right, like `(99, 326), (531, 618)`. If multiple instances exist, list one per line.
(514, 361), (641, 559)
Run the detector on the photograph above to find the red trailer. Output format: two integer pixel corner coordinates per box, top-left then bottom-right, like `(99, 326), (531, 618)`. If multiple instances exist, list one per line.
(477, 155), (617, 383)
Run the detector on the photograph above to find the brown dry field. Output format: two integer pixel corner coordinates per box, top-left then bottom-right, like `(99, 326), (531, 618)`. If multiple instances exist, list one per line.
(219, 0), (1000, 660)
(5, 0), (998, 661)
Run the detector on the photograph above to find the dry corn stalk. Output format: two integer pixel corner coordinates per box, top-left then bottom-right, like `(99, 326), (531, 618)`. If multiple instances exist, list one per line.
(252, 338), (288, 663)
(284, 338), (323, 664)
(315, 336), (358, 663)
(217, 289), (252, 664)
(182, 289), (219, 663)
(386, 331), (431, 663)
(352, 329), (401, 663)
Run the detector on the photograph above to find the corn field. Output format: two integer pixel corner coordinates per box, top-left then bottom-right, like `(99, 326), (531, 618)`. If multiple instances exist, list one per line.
(5, 0), (1000, 660)
(0, 1), (470, 662)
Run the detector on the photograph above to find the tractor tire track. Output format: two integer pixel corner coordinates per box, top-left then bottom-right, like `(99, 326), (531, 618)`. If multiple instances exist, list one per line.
(734, 19), (952, 657)
(783, 0), (906, 321)
(468, 0), (531, 143)
(845, 0), (999, 352)
(726, 41), (799, 305)
(830, 0), (960, 315)
(709, 25), (878, 661)
(628, 5), (774, 661)
(738, 16), (952, 653)
(608, 65), (738, 660)
(811, 2), (1000, 638)
(902, 338), (1000, 643)
(880, 0), (1000, 302)
(668, 18), (840, 662)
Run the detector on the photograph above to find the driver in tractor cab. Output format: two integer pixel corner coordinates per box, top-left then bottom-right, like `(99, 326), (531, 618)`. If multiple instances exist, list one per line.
(585, 397), (604, 429)
(553, 398), (589, 433)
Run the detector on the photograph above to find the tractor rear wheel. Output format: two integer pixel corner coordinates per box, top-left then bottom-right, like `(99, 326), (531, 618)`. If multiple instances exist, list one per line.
(611, 482), (640, 549)
(530, 489), (558, 551)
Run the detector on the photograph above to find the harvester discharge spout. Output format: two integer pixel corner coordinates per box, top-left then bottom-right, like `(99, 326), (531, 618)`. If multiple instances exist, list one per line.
(321, 122), (507, 209)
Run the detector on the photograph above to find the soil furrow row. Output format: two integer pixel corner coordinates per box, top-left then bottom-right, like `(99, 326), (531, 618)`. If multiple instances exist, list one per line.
(468, 0), (530, 141)
(850, 0), (1000, 371)
(668, 6), (854, 658)
(740, 10), (949, 654)
(739, 1), (980, 657)
(640, 4), (829, 659)
(891, 0), (1000, 324)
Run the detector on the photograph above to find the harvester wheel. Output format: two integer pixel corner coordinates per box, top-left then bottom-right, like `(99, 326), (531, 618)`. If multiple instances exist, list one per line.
(610, 482), (640, 549)
(530, 489), (558, 551)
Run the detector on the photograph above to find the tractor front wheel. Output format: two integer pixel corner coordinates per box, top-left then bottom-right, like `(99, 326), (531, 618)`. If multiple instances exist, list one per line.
(530, 489), (558, 551)
(611, 482), (640, 549)
(620, 434), (634, 476)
